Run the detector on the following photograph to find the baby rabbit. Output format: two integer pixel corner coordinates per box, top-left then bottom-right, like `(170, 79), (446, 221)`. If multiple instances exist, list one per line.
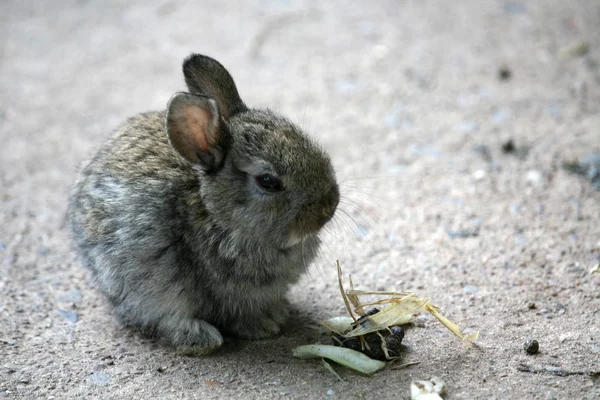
(68, 54), (339, 354)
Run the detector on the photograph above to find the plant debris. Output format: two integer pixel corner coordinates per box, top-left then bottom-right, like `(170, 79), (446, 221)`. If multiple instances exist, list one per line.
(331, 322), (405, 361)
(293, 344), (387, 375)
(293, 261), (479, 375)
(517, 363), (600, 377)
(331, 261), (479, 345)
(558, 41), (590, 60)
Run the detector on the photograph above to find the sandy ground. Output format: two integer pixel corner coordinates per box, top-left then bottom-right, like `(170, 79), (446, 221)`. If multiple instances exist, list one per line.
(1, 0), (600, 399)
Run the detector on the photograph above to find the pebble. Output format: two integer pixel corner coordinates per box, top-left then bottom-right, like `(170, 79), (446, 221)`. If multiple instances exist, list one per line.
(56, 309), (79, 323)
(498, 66), (512, 81)
(524, 339), (539, 354)
(3, 364), (17, 373)
(87, 371), (110, 386)
(566, 263), (583, 274)
(525, 169), (544, 185)
(326, 389), (335, 397)
(473, 169), (486, 181)
(463, 285), (480, 294)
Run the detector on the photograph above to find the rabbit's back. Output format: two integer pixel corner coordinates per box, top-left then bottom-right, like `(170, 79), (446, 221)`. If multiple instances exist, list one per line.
(68, 112), (197, 296)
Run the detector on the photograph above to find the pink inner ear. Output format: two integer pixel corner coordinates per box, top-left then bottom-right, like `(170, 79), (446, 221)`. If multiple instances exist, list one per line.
(182, 106), (215, 153)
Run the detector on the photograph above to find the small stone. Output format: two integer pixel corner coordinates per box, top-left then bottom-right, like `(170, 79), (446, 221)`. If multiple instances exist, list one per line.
(463, 285), (480, 294)
(56, 309), (78, 323)
(326, 389), (334, 396)
(524, 339), (539, 354)
(501, 139), (515, 153)
(498, 66), (512, 81)
(525, 169), (544, 185)
(566, 263), (583, 274)
(87, 371), (110, 386)
(3, 364), (17, 373)
(17, 376), (30, 384)
(473, 169), (486, 181)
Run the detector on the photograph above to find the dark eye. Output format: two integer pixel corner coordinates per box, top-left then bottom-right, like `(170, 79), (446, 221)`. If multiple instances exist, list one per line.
(255, 174), (284, 192)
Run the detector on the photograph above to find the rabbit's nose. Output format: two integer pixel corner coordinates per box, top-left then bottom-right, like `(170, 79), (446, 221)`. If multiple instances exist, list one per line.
(317, 185), (339, 226)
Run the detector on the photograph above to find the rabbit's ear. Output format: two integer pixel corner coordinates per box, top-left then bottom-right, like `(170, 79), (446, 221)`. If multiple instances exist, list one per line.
(166, 92), (224, 171)
(182, 54), (247, 118)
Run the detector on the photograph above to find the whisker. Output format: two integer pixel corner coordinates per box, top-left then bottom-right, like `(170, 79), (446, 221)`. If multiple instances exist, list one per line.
(338, 198), (379, 225)
(337, 208), (367, 237)
(339, 184), (387, 208)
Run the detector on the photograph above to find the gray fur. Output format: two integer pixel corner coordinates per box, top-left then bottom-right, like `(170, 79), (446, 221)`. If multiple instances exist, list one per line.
(67, 54), (339, 355)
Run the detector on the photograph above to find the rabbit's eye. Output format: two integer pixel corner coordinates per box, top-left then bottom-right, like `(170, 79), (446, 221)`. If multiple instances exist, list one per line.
(255, 174), (284, 192)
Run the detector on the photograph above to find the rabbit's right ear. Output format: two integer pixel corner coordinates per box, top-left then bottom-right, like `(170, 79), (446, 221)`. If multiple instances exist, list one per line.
(166, 92), (225, 171)
(183, 54), (247, 118)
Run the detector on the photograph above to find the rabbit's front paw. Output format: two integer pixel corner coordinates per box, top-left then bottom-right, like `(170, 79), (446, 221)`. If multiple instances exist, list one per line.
(159, 316), (223, 355)
(233, 301), (290, 339)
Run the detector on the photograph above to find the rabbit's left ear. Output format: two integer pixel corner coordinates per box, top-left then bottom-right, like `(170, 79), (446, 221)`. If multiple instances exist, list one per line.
(182, 54), (247, 118)
(165, 92), (225, 171)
